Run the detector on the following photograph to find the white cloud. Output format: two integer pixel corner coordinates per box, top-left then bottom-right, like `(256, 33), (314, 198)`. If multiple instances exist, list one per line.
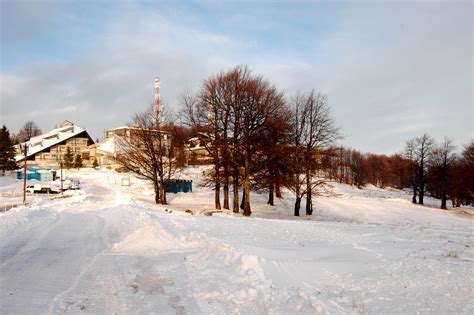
(1, 1), (472, 154)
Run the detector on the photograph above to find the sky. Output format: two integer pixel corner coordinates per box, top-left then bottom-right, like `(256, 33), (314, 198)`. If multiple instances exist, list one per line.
(0, 0), (472, 154)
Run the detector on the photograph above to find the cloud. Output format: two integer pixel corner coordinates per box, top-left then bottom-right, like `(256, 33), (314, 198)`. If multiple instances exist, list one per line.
(0, 1), (472, 154)
(0, 1), (62, 42)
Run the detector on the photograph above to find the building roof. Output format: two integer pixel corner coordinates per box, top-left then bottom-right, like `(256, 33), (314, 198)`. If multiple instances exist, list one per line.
(107, 125), (172, 134)
(15, 122), (93, 162)
(95, 135), (130, 156)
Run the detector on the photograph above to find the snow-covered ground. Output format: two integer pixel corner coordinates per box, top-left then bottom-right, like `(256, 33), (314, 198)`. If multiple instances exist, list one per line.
(0, 167), (473, 314)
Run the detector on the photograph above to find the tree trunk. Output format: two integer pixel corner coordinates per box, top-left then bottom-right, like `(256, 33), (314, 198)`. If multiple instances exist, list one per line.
(418, 165), (425, 205)
(153, 181), (160, 204)
(222, 129), (230, 210)
(243, 176), (251, 216)
(441, 176), (447, 210)
(294, 174), (300, 216)
(223, 164), (230, 209)
(305, 168), (313, 215)
(233, 167), (239, 213)
(275, 172), (282, 198)
(305, 186), (313, 215)
(294, 196), (301, 216)
(419, 189), (424, 205)
(160, 182), (167, 205)
(214, 159), (221, 210)
(412, 187), (417, 204)
(215, 182), (221, 210)
(441, 196), (447, 210)
(240, 189), (245, 210)
(267, 179), (274, 206)
(243, 148), (251, 216)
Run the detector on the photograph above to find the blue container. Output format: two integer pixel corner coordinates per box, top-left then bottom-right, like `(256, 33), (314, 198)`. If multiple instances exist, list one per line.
(165, 180), (193, 193)
(16, 168), (53, 181)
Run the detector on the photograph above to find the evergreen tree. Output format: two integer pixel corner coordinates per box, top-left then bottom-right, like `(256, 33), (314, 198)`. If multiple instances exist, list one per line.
(0, 125), (17, 174)
(92, 158), (99, 168)
(74, 153), (83, 168)
(63, 147), (74, 169)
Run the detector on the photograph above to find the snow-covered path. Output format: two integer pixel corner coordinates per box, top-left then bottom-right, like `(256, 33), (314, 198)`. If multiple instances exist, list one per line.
(1, 212), (107, 313)
(0, 172), (473, 313)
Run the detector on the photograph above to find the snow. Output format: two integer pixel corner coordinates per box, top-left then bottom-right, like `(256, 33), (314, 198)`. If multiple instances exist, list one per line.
(96, 135), (129, 155)
(0, 167), (473, 313)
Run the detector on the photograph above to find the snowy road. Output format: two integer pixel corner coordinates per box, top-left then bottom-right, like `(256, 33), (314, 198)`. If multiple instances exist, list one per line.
(1, 212), (107, 313)
(1, 172), (473, 313)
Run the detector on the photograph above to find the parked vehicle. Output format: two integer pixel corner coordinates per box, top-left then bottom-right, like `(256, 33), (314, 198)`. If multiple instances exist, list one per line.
(69, 178), (81, 190)
(26, 185), (38, 193)
(26, 184), (44, 193)
(37, 187), (60, 194)
(26, 184), (60, 194)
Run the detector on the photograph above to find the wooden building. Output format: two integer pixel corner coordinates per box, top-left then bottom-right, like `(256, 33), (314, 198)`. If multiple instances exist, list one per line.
(15, 120), (94, 168)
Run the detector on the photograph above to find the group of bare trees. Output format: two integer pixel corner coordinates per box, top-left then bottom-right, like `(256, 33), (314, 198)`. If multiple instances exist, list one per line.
(5, 121), (43, 145)
(404, 134), (473, 209)
(16, 121), (42, 143)
(321, 147), (412, 190)
(182, 66), (339, 216)
(114, 66), (471, 212)
(314, 136), (473, 210)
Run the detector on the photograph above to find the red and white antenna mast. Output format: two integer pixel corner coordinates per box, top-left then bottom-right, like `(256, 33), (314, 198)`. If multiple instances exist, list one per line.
(154, 76), (163, 124)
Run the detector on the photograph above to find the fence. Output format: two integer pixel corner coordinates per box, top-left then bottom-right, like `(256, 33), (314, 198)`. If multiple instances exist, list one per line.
(0, 203), (25, 212)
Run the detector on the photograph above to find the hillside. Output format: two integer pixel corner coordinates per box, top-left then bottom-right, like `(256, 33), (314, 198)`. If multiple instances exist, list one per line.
(0, 167), (472, 313)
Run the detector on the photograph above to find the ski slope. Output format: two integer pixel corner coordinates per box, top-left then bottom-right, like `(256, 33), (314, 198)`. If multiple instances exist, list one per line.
(0, 168), (473, 313)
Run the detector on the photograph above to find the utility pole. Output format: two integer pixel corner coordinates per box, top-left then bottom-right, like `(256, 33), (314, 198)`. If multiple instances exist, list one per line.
(60, 160), (64, 195)
(59, 146), (64, 195)
(22, 144), (28, 204)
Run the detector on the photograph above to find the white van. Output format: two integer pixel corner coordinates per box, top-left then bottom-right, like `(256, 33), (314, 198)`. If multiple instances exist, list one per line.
(26, 184), (42, 193)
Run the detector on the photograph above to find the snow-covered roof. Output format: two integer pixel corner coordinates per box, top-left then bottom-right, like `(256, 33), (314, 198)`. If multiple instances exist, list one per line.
(96, 135), (130, 155)
(15, 123), (92, 161)
(107, 125), (172, 134)
(36, 170), (52, 174)
(108, 125), (130, 131)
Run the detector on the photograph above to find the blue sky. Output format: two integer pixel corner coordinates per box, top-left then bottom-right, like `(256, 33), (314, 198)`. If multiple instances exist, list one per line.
(1, 0), (472, 154)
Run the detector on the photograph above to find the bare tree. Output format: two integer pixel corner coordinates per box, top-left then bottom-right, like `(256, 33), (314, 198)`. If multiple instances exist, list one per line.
(301, 91), (339, 215)
(116, 106), (177, 205)
(256, 114), (292, 206)
(289, 93), (308, 216)
(182, 90), (223, 210)
(415, 133), (433, 205)
(404, 134), (434, 205)
(349, 149), (367, 188)
(240, 75), (286, 216)
(227, 67), (248, 213)
(451, 141), (474, 206)
(429, 138), (456, 209)
(404, 139), (419, 203)
(18, 121), (42, 143)
(289, 91), (339, 216)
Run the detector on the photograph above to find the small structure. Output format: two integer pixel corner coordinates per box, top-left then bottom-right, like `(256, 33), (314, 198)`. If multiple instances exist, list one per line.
(121, 176), (130, 186)
(36, 169), (54, 182)
(14, 168), (55, 182)
(185, 135), (212, 165)
(165, 179), (192, 193)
